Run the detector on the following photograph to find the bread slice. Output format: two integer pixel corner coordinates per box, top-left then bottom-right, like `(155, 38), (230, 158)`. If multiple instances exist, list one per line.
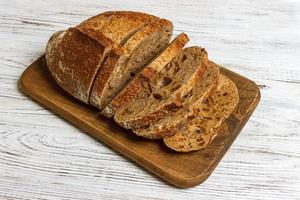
(90, 19), (173, 109)
(101, 33), (189, 118)
(133, 61), (220, 139)
(46, 11), (160, 103)
(163, 74), (239, 152)
(114, 46), (208, 129)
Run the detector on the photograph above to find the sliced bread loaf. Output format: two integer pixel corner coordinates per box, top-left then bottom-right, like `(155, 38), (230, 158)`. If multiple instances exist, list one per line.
(46, 11), (160, 103)
(163, 74), (239, 152)
(89, 19), (173, 109)
(114, 46), (208, 129)
(101, 33), (189, 118)
(133, 61), (220, 139)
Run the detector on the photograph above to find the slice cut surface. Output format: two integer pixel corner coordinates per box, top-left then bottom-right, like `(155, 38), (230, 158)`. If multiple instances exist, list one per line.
(114, 46), (208, 129)
(101, 33), (189, 118)
(90, 19), (173, 109)
(163, 74), (239, 152)
(133, 61), (220, 139)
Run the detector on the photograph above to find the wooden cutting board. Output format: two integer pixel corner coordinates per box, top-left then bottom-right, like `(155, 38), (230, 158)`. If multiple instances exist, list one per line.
(19, 56), (260, 188)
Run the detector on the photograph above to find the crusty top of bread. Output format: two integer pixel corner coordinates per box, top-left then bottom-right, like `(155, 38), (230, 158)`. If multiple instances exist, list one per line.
(77, 11), (159, 47)
(133, 61), (220, 139)
(46, 28), (107, 102)
(114, 46), (208, 129)
(100, 33), (189, 118)
(163, 74), (239, 152)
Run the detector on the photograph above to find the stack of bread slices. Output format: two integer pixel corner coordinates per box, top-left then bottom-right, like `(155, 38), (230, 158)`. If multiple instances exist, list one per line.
(46, 11), (239, 152)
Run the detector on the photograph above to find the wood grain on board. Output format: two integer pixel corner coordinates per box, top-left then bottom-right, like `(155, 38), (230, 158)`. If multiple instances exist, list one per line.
(19, 56), (260, 188)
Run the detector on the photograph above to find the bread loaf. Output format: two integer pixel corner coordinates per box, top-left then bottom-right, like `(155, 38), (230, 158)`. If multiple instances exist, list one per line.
(114, 46), (208, 129)
(163, 74), (239, 152)
(45, 11), (241, 153)
(101, 33), (189, 118)
(45, 11), (170, 103)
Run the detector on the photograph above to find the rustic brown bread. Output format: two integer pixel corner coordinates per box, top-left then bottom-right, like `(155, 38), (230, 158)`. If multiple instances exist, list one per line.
(101, 33), (189, 118)
(46, 11), (161, 103)
(163, 74), (239, 152)
(133, 61), (220, 139)
(90, 19), (173, 109)
(114, 46), (208, 129)
(45, 28), (110, 102)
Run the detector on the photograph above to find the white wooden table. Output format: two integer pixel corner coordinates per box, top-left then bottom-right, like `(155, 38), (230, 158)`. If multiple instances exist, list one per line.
(1, 0), (300, 199)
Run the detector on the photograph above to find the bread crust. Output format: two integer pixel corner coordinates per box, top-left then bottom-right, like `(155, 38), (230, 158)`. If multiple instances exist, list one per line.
(77, 11), (159, 46)
(45, 28), (106, 103)
(101, 33), (189, 118)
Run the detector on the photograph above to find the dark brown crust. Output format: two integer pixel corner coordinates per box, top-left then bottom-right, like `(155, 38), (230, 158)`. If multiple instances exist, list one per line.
(77, 11), (159, 46)
(101, 33), (189, 118)
(79, 11), (159, 31)
(46, 28), (106, 103)
(75, 26), (115, 49)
